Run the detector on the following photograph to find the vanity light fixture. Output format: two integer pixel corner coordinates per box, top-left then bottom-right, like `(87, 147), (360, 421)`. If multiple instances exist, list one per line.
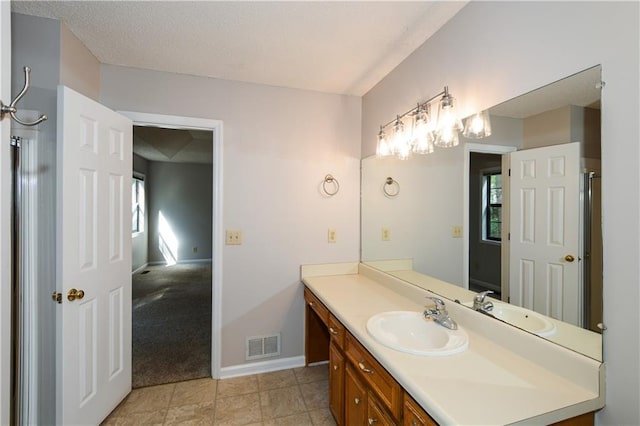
(375, 86), (491, 159)
(462, 109), (492, 139)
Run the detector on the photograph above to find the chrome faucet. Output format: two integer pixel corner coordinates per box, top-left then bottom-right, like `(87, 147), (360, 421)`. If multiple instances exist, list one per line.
(423, 296), (458, 330)
(473, 290), (494, 314)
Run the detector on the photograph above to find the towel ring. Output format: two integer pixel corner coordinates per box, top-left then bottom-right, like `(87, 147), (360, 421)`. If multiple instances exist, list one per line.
(322, 174), (340, 196)
(383, 177), (400, 198)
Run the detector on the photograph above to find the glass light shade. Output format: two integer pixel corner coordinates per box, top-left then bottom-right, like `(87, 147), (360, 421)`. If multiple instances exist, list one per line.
(463, 110), (492, 139)
(376, 127), (392, 158)
(391, 117), (411, 159)
(412, 109), (435, 154)
(412, 133), (435, 154)
(435, 125), (460, 148)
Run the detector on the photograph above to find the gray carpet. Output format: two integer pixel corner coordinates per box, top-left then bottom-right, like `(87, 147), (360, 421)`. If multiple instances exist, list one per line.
(132, 262), (212, 388)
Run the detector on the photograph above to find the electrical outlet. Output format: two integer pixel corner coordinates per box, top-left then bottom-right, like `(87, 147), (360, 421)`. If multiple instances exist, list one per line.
(452, 225), (463, 238)
(192, 246), (198, 253)
(382, 227), (391, 241)
(226, 230), (243, 245)
(328, 228), (337, 243)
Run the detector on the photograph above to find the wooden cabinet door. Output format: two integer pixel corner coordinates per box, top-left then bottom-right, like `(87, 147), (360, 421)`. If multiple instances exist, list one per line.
(345, 364), (367, 425)
(329, 343), (345, 425)
(404, 393), (437, 426)
(368, 393), (396, 426)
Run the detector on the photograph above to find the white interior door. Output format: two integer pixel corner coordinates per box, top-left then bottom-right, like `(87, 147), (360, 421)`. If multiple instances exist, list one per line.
(56, 86), (132, 425)
(509, 142), (581, 326)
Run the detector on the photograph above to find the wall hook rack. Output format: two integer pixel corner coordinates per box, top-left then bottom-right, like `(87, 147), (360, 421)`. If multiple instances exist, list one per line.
(0, 66), (48, 127)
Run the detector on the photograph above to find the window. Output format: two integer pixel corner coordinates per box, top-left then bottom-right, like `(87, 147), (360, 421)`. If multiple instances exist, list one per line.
(483, 171), (502, 242)
(132, 175), (145, 234)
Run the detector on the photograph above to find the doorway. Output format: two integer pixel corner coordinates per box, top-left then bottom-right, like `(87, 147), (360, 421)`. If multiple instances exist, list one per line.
(468, 152), (503, 298)
(121, 111), (224, 383)
(463, 143), (516, 298)
(131, 125), (214, 387)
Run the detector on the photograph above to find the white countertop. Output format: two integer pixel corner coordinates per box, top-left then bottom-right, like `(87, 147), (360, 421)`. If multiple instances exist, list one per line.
(302, 263), (604, 425)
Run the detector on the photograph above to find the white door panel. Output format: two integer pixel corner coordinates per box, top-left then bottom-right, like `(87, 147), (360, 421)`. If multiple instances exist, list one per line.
(57, 86), (132, 425)
(509, 142), (581, 326)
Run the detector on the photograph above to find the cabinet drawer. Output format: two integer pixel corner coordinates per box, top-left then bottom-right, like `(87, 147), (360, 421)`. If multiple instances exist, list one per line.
(404, 392), (437, 426)
(304, 287), (329, 325)
(328, 314), (345, 349)
(344, 332), (402, 420)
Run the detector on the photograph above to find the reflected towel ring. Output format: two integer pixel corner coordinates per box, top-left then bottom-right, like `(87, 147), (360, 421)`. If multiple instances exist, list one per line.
(322, 174), (340, 196)
(383, 177), (400, 198)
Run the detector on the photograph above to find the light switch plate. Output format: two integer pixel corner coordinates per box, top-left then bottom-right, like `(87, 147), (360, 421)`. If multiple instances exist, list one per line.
(382, 227), (391, 241)
(328, 228), (337, 243)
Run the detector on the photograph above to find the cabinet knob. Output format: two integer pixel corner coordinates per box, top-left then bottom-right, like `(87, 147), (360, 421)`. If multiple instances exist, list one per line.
(354, 397), (360, 405)
(309, 301), (314, 307)
(329, 327), (339, 335)
(368, 418), (378, 425)
(333, 364), (338, 371)
(411, 420), (418, 426)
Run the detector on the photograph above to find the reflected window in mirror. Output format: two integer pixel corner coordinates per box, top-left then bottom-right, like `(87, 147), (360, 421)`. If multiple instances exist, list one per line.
(482, 169), (502, 243)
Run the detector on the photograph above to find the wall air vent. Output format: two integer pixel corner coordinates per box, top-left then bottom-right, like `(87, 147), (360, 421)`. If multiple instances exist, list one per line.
(246, 333), (281, 360)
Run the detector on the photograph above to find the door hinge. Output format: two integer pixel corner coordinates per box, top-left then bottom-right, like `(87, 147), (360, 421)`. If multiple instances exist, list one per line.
(508, 232), (511, 241)
(508, 168), (511, 176)
(51, 292), (62, 304)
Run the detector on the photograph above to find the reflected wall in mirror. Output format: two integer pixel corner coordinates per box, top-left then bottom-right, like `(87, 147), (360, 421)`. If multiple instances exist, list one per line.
(361, 66), (603, 361)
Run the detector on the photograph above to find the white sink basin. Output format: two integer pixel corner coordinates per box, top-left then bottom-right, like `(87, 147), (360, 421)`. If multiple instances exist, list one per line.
(366, 311), (469, 356)
(490, 304), (556, 337)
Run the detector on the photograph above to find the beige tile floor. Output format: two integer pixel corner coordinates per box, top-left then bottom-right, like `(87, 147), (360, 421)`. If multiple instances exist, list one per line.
(102, 365), (337, 426)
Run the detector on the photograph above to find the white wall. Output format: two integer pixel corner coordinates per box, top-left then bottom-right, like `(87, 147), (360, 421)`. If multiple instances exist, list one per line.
(59, 23), (100, 101)
(362, 2), (639, 424)
(147, 161), (213, 263)
(100, 65), (362, 367)
(132, 153), (148, 271)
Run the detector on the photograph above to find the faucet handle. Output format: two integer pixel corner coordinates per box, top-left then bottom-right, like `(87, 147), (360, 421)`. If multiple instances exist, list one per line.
(474, 290), (493, 302)
(426, 296), (446, 311)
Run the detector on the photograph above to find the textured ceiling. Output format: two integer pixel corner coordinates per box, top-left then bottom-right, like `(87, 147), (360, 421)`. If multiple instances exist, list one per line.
(11, 1), (467, 96)
(133, 126), (213, 164)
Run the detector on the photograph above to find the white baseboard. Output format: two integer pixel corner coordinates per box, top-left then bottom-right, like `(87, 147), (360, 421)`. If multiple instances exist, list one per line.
(132, 263), (149, 275)
(147, 258), (212, 266)
(219, 356), (306, 379)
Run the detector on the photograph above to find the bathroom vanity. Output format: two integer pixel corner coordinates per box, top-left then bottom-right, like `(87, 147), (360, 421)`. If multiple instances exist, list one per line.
(302, 262), (604, 425)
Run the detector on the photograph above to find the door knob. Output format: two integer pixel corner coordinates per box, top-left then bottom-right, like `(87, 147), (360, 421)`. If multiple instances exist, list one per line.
(67, 288), (85, 302)
(564, 254), (575, 262)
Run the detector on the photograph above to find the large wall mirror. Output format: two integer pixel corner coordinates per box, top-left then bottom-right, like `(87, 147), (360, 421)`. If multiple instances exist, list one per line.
(361, 66), (603, 361)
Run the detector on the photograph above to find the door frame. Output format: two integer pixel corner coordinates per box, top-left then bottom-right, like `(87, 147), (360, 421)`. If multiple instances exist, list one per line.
(119, 111), (224, 379)
(0, 1), (11, 423)
(463, 143), (516, 293)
